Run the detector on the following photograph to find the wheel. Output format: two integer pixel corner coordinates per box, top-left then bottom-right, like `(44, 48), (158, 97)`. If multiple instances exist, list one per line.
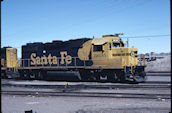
(40, 70), (46, 80)
(22, 70), (29, 79)
(34, 70), (39, 80)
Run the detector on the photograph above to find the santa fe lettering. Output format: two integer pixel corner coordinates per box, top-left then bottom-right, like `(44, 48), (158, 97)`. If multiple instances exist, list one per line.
(30, 51), (72, 65)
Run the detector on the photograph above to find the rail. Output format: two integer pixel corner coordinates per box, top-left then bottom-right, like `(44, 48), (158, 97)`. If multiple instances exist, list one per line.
(1, 90), (170, 99)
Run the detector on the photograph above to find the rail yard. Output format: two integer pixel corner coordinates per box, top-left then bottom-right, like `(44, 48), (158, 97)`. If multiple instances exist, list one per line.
(1, 34), (171, 113)
(1, 0), (171, 112)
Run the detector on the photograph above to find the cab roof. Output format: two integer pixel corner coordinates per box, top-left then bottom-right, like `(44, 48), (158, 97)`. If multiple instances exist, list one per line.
(91, 35), (121, 45)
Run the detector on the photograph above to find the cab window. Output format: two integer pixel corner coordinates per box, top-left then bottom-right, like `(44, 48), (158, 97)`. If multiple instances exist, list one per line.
(113, 43), (120, 47)
(93, 45), (103, 51)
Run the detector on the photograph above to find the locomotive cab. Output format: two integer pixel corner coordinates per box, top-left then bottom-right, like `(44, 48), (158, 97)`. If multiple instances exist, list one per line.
(87, 34), (146, 82)
(91, 34), (129, 68)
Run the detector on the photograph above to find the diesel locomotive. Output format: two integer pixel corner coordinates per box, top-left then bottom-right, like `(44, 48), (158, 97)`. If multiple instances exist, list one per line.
(1, 34), (146, 83)
(1, 47), (18, 78)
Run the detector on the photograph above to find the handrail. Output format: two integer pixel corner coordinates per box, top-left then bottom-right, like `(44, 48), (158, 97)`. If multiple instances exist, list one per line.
(19, 55), (146, 68)
(138, 54), (146, 66)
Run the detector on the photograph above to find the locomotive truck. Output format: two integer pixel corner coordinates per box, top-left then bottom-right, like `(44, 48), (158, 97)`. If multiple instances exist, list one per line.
(1, 34), (146, 83)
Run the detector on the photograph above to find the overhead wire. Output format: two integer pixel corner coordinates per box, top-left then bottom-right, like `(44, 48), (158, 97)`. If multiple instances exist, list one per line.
(121, 34), (170, 38)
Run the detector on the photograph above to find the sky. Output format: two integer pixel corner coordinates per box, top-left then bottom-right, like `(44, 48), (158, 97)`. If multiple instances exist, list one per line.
(1, 0), (171, 58)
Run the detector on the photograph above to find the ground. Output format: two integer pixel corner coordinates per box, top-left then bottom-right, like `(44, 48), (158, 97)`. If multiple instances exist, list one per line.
(1, 95), (171, 113)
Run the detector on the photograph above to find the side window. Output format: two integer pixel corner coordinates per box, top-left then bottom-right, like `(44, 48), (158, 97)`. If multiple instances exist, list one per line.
(109, 42), (111, 49)
(93, 45), (103, 51)
(134, 51), (138, 57)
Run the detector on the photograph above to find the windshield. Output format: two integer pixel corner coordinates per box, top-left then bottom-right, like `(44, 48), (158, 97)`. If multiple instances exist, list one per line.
(113, 43), (120, 47)
(112, 39), (122, 47)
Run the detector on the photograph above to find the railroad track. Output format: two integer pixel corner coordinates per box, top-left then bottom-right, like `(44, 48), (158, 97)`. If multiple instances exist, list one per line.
(146, 72), (171, 76)
(1, 90), (170, 99)
(2, 83), (170, 89)
(145, 81), (171, 84)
